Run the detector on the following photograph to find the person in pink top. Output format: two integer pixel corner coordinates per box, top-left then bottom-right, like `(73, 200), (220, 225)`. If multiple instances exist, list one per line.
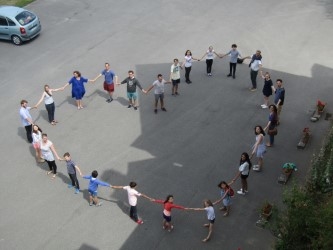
(151, 195), (186, 232)
(112, 181), (152, 225)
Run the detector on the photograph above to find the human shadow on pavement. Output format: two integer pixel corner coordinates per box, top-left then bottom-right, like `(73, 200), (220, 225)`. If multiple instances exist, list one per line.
(99, 59), (332, 250)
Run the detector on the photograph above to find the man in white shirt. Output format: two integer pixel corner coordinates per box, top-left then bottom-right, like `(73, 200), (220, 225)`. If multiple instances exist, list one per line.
(249, 50), (263, 91)
(146, 74), (171, 114)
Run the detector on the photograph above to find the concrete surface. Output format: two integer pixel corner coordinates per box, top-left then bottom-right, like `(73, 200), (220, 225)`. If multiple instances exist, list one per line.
(0, 0), (333, 249)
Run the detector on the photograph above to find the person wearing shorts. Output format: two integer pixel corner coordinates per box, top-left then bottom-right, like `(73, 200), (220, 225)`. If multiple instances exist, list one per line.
(119, 70), (146, 110)
(82, 170), (111, 206)
(152, 195), (185, 232)
(146, 74), (171, 114)
(170, 59), (182, 95)
(187, 200), (215, 242)
(93, 63), (118, 103)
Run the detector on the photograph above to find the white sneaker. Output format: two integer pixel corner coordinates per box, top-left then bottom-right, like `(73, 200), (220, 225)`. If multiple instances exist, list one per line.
(253, 165), (260, 171)
(261, 105), (268, 109)
(237, 190), (245, 195)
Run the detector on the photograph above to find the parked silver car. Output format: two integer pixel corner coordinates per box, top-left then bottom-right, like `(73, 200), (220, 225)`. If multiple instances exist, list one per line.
(0, 5), (41, 45)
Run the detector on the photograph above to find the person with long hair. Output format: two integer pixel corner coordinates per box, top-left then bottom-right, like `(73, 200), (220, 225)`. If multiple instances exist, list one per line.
(151, 195), (185, 232)
(62, 71), (94, 110)
(187, 199), (215, 242)
(231, 152), (252, 195)
(32, 124), (44, 163)
(251, 125), (266, 171)
(40, 133), (61, 179)
(34, 84), (64, 125)
(181, 50), (200, 84)
(213, 181), (232, 217)
(264, 105), (278, 147)
(259, 72), (275, 109)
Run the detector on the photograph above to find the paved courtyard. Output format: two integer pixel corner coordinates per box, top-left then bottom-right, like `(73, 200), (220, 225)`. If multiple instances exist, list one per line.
(1, 0), (333, 249)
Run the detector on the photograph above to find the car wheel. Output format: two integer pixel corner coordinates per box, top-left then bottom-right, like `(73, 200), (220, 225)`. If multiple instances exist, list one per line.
(11, 35), (22, 45)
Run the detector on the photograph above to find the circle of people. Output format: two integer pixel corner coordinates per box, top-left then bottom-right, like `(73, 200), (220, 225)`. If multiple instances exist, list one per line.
(19, 44), (286, 243)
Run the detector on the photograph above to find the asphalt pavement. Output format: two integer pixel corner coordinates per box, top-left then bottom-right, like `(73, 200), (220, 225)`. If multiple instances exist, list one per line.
(0, 0), (333, 249)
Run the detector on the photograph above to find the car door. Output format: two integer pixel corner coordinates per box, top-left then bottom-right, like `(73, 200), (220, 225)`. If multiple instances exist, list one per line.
(0, 16), (10, 40)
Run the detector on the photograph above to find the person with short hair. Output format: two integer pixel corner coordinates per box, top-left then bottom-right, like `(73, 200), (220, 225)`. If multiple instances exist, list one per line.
(62, 71), (94, 110)
(93, 63), (118, 103)
(187, 200), (215, 242)
(112, 182), (151, 224)
(61, 152), (83, 194)
(274, 79), (285, 124)
(170, 58), (182, 95)
(146, 74), (171, 114)
(249, 50), (263, 91)
(19, 99), (36, 143)
(82, 170), (112, 206)
(118, 70), (146, 110)
(219, 44), (243, 79)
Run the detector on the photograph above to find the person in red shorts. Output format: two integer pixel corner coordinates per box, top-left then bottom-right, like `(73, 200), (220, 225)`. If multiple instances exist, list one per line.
(93, 63), (118, 103)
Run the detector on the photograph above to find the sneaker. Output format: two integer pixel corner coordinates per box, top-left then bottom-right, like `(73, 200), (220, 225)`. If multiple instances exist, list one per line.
(68, 184), (73, 188)
(127, 105), (132, 108)
(253, 165), (261, 171)
(154, 109), (157, 114)
(175, 92), (179, 95)
(227, 74), (232, 77)
(96, 202), (103, 207)
(237, 190), (245, 195)
(106, 99), (111, 103)
(261, 104), (268, 109)
(233, 76), (235, 79)
(134, 107), (138, 110)
(250, 88), (257, 91)
(75, 189), (80, 194)
(161, 107), (167, 112)
(89, 202), (93, 206)
(136, 220), (143, 225)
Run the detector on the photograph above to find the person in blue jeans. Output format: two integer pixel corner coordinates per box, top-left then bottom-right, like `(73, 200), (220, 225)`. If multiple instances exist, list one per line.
(83, 170), (112, 206)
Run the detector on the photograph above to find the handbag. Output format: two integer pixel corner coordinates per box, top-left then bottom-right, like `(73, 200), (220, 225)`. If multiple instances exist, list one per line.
(268, 127), (278, 136)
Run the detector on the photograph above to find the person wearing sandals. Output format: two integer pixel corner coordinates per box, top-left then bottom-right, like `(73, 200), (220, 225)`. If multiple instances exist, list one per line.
(40, 133), (61, 179)
(264, 105), (278, 147)
(62, 71), (95, 110)
(213, 181), (232, 217)
(231, 152), (252, 195)
(32, 124), (44, 163)
(34, 84), (64, 125)
(187, 199), (215, 242)
(151, 195), (185, 232)
(250, 125), (266, 171)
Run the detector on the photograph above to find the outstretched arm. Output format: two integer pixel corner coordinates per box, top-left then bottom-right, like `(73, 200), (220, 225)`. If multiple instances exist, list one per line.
(111, 185), (124, 189)
(34, 92), (46, 108)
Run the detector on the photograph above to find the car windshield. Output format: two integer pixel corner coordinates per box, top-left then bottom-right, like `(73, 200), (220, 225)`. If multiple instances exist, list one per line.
(15, 11), (36, 25)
